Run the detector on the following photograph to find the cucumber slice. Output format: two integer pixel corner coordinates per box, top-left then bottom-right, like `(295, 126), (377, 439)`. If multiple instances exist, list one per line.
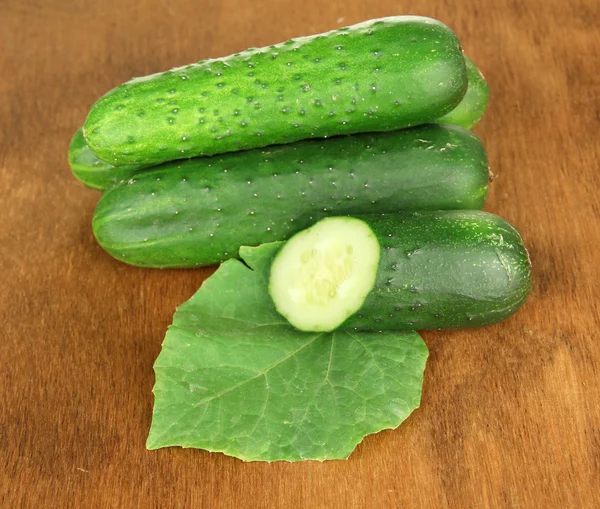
(269, 217), (380, 332)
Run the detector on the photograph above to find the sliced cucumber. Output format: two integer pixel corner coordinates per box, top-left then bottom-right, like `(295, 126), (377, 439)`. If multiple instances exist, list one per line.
(269, 212), (532, 332)
(269, 217), (380, 332)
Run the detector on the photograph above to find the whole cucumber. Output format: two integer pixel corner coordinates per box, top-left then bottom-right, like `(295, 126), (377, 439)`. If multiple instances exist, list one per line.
(83, 16), (467, 167)
(269, 211), (531, 332)
(92, 124), (490, 268)
(69, 55), (484, 190)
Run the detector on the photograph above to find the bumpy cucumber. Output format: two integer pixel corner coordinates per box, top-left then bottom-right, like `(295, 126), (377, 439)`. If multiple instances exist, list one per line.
(70, 56), (484, 191)
(436, 57), (489, 129)
(269, 212), (531, 332)
(92, 124), (489, 268)
(68, 129), (147, 190)
(84, 16), (467, 167)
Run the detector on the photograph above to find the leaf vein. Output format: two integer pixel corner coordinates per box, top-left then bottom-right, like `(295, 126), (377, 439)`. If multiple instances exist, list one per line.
(151, 333), (324, 444)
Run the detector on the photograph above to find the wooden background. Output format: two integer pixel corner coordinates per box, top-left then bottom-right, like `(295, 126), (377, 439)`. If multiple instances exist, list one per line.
(1, 0), (599, 507)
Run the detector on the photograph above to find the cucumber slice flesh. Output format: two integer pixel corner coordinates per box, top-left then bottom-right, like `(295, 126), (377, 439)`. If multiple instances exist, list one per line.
(269, 217), (380, 332)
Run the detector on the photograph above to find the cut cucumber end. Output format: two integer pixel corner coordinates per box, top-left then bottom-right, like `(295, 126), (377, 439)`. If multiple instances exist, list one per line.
(269, 217), (381, 332)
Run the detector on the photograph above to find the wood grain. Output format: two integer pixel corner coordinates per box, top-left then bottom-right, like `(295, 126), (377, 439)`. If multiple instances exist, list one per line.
(1, 0), (599, 507)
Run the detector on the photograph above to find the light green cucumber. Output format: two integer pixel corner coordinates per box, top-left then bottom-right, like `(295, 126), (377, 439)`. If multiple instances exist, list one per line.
(92, 124), (490, 268)
(269, 212), (531, 332)
(83, 16), (467, 167)
(436, 56), (489, 129)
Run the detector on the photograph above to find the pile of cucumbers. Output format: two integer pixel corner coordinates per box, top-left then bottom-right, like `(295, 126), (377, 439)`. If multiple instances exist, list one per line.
(70, 16), (531, 332)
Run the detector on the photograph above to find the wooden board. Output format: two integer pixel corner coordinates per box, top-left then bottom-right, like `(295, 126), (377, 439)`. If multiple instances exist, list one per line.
(1, 0), (599, 506)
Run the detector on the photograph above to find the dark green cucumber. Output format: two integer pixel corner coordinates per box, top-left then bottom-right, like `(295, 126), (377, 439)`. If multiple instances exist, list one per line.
(268, 211), (531, 332)
(436, 56), (489, 129)
(84, 16), (467, 167)
(68, 129), (149, 190)
(93, 124), (489, 268)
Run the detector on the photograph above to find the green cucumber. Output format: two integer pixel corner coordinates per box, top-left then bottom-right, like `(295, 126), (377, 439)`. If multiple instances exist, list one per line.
(436, 56), (489, 129)
(269, 212), (531, 332)
(83, 16), (467, 167)
(70, 56), (486, 191)
(68, 129), (148, 190)
(93, 124), (490, 268)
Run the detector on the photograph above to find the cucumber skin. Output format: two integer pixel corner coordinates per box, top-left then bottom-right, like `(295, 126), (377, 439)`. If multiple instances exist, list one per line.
(92, 124), (489, 268)
(436, 57), (489, 129)
(68, 129), (146, 190)
(84, 16), (467, 167)
(71, 56), (484, 191)
(337, 211), (531, 331)
(70, 53), (479, 191)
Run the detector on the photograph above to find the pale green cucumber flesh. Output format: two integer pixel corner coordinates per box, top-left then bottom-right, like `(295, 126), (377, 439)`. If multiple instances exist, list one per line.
(84, 16), (467, 167)
(269, 211), (532, 332)
(92, 124), (490, 268)
(269, 217), (380, 332)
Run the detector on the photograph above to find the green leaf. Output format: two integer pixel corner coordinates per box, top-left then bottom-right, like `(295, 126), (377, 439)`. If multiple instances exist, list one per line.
(147, 242), (428, 462)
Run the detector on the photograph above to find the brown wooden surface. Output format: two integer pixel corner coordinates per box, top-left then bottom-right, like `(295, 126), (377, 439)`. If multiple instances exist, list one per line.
(1, 0), (599, 507)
